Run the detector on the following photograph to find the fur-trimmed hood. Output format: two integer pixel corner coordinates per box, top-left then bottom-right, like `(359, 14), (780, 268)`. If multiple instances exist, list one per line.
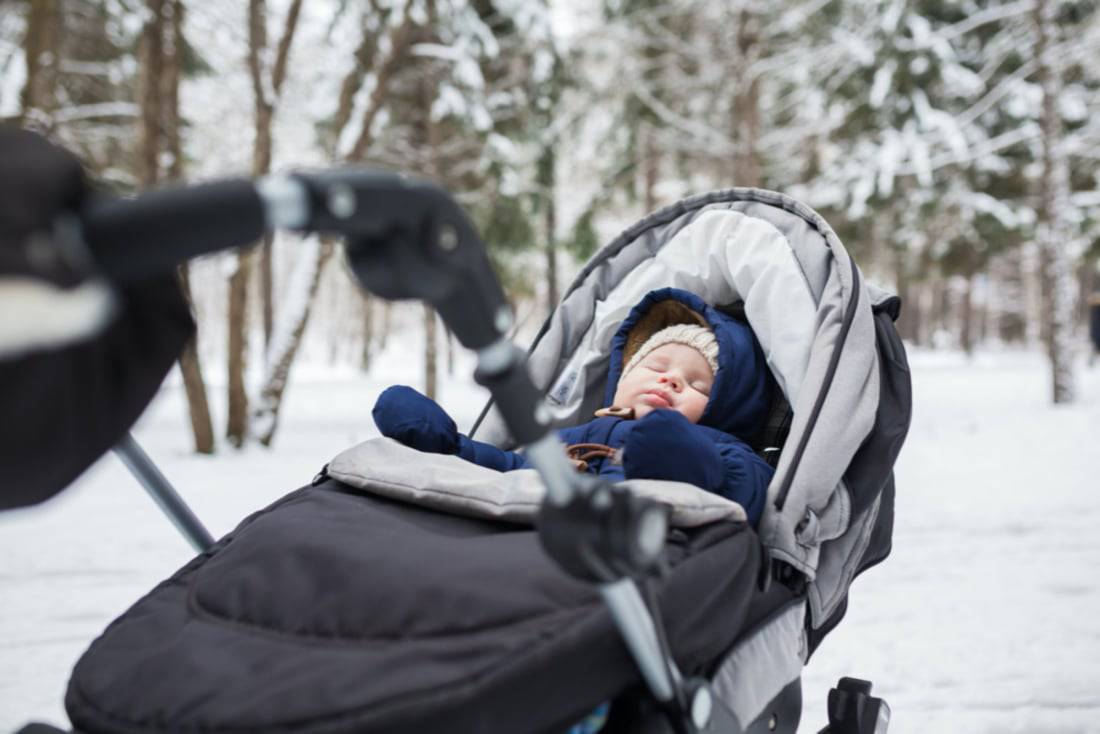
(603, 287), (771, 438)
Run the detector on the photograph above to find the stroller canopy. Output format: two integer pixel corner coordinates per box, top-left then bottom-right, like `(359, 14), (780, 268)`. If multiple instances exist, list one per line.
(474, 188), (906, 626)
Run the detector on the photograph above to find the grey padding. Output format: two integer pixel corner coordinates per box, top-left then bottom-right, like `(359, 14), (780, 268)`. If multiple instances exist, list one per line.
(710, 600), (807, 729)
(328, 438), (748, 527)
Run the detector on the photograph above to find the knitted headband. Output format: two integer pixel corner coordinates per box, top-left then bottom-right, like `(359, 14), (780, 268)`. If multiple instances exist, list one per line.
(621, 324), (719, 378)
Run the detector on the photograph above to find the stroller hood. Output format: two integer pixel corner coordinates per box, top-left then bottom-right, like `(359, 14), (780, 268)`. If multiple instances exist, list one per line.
(472, 188), (911, 629)
(603, 287), (771, 437)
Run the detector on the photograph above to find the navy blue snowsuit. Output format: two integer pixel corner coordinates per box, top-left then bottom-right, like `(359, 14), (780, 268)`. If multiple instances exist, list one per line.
(373, 288), (775, 525)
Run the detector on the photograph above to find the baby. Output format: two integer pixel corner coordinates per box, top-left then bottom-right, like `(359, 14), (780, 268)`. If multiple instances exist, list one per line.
(372, 287), (774, 525)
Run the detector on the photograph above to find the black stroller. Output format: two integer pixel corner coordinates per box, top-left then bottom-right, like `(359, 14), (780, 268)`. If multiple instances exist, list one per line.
(24, 172), (910, 734)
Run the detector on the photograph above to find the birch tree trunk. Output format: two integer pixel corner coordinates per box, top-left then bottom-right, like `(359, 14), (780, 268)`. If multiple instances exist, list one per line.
(418, 15), (444, 399)
(251, 6), (417, 445)
(1033, 0), (1077, 403)
(253, 237), (335, 446)
(228, 0), (303, 446)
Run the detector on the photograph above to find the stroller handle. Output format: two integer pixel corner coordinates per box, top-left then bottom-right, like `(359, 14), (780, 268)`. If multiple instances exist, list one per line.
(82, 178), (269, 283)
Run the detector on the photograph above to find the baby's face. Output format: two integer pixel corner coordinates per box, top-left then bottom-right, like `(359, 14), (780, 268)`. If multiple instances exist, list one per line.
(612, 343), (713, 423)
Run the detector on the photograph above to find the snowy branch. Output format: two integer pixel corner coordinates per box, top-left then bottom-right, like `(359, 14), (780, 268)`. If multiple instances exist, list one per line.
(938, 0), (1036, 41)
(897, 122), (1041, 177)
(630, 77), (738, 155)
(51, 102), (140, 123)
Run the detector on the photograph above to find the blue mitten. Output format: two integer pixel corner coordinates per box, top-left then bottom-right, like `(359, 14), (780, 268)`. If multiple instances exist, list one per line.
(371, 385), (459, 454)
(622, 410), (723, 491)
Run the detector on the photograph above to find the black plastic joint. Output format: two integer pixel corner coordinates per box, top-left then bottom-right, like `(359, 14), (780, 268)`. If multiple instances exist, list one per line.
(537, 482), (668, 584)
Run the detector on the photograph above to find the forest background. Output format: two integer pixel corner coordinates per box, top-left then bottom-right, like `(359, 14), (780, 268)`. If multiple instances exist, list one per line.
(1, 0), (1098, 453)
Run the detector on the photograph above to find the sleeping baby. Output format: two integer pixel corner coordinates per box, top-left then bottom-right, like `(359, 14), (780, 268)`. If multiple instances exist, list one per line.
(372, 287), (775, 525)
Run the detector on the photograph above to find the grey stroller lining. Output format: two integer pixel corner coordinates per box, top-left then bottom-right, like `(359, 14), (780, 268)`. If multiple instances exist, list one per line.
(56, 186), (909, 734)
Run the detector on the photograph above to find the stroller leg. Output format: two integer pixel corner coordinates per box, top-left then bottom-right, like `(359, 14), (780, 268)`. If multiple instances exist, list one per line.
(113, 433), (215, 553)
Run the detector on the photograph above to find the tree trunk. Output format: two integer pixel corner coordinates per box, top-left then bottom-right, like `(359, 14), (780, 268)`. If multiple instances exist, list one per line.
(543, 146), (559, 316)
(379, 302), (392, 350)
(248, 6), (411, 446)
(960, 271), (975, 356)
(177, 266), (215, 453)
(360, 293), (374, 371)
(253, 238), (335, 446)
(164, 0), (214, 453)
(225, 252), (252, 447)
(260, 234), (274, 346)
(993, 249), (1027, 343)
(894, 247), (917, 343)
(229, 0), (304, 446)
(732, 8), (761, 187)
(642, 123), (658, 213)
(424, 304), (438, 399)
(446, 327), (454, 377)
(137, 0), (165, 189)
(250, 0), (274, 351)
(1033, 0), (1076, 403)
(18, 0), (61, 128)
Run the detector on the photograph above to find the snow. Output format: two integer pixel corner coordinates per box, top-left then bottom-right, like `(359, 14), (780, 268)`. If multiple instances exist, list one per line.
(802, 349), (1100, 731)
(0, 32), (25, 119)
(1, 348), (1098, 732)
(869, 62), (895, 110)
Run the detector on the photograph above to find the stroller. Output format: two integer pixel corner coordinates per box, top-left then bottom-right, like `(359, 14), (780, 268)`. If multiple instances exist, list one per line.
(29, 175), (910, 734)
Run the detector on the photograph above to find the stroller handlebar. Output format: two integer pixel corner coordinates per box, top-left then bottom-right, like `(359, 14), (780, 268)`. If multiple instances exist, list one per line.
(81, 178), (268, 282)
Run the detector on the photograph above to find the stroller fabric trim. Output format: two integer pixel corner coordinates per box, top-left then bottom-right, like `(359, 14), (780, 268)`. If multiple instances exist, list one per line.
(710, 599), (807, 729)
(327, 437), (748, 527)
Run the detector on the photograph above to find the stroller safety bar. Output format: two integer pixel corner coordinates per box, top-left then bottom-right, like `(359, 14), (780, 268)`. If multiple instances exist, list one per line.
(79, 169), (721, 732)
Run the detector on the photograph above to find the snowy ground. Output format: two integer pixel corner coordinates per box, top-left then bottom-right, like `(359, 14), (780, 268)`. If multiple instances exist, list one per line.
(1, 346), (1098, 733)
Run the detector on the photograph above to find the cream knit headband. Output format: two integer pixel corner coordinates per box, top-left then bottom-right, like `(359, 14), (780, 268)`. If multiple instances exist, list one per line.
(621, 324), (719, 378)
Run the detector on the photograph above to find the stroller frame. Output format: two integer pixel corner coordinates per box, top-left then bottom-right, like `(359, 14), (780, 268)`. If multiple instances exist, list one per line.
(29, 170), (900, 734)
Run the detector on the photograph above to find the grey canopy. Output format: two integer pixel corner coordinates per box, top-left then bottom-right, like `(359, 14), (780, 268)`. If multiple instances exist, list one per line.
(472, 188), (893, 628)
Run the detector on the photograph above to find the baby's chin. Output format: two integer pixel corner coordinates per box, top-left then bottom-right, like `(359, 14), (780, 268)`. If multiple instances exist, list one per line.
(630, 403), (689, 420)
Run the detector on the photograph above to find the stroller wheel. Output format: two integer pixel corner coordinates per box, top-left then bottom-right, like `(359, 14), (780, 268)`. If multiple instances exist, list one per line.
(817, 677), (890, 734)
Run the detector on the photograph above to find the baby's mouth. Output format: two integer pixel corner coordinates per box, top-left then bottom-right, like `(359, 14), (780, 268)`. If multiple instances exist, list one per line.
(641, 390), (672, 408)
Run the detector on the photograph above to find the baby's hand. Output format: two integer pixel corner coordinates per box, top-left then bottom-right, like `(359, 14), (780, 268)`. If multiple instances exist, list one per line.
(622, 410), (722, 491)
(372, 385), (459, 454)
